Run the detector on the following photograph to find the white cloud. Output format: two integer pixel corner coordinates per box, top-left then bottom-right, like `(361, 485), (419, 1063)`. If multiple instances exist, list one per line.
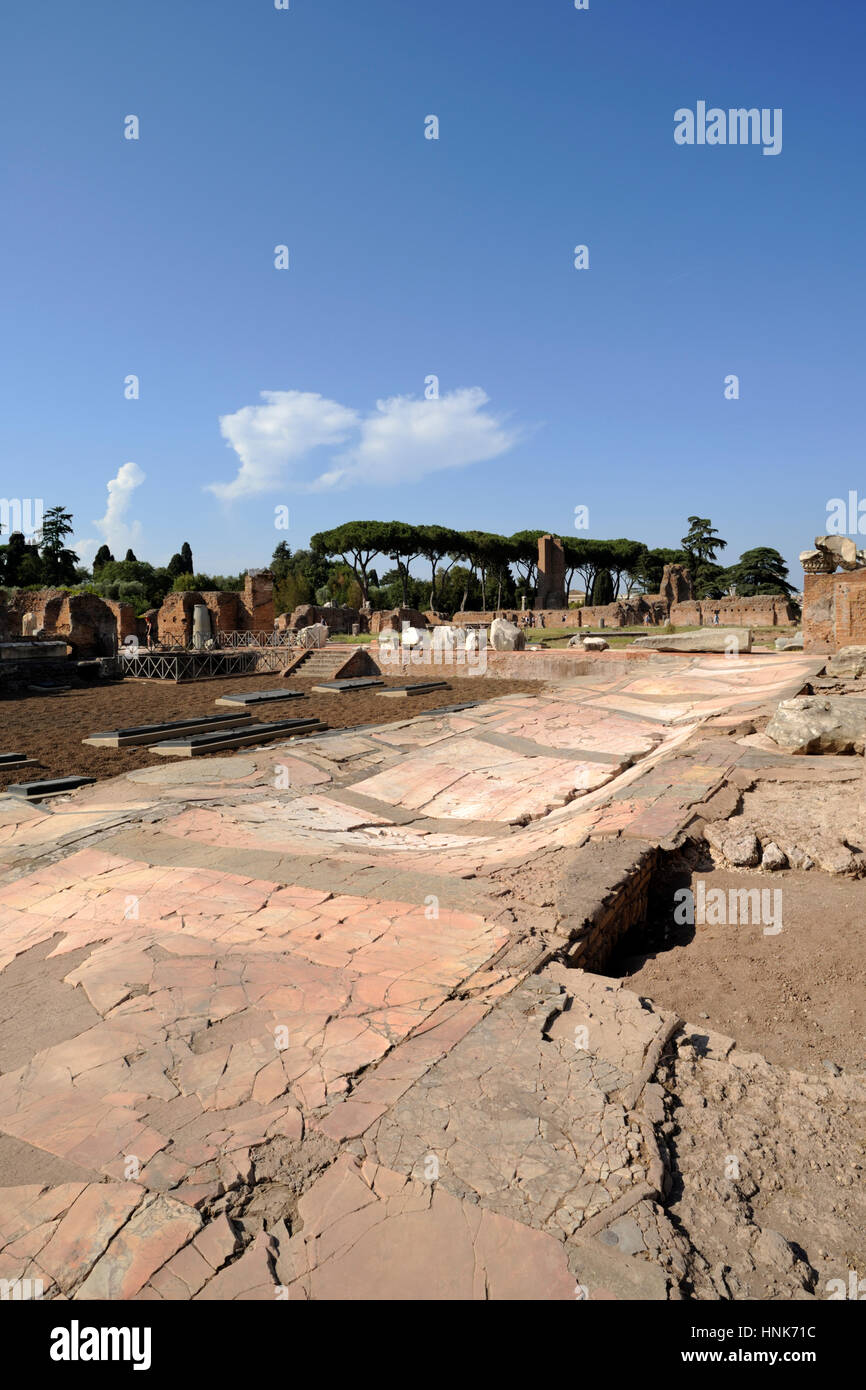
(208, 390), (359, 501)
(76, 461), (145, 562)
(206, 387), (520, 499)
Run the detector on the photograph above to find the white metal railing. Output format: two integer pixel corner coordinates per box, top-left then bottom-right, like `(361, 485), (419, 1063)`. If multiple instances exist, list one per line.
(217, 627), (327, 650)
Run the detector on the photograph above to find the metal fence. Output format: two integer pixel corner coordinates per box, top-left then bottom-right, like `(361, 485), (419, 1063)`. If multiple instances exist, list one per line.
(217, 628), (326, 650)
(121, 648), (291, 682)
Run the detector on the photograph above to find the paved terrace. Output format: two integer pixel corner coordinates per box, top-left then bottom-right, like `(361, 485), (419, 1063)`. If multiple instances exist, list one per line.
(0, 652), (822, 1299)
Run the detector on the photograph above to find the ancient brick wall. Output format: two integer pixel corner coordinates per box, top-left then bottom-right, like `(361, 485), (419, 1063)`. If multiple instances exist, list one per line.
(379, 646), (657, 681)
(239, 571), (274, 631)
(668, 601), (703, 627)
(833, 570), (866, 647)
(452, 609), (584, 628)
(280, 604), (363, 635)
(7, 590), (66, 636)
(535, 535), (566, 609)
(1, 589), (122, 656)
(200, 592), (241, 638)
(156, 588), (253, 644)
(157, 592), (198, 646)
(333, 647), (380, 678)
(803, 569), (866, 652)
(577, 601), (640, 628)
(562, 848), (659, 973)
(670, 597), (796, 628)
(369, 608), (430, 634)
(103, 600), (138, 643)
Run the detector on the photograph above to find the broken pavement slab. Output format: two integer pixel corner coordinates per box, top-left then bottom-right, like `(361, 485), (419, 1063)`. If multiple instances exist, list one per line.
(0, 651), (838, 1299)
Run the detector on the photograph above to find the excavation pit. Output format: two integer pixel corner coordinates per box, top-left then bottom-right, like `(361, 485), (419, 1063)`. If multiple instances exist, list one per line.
(600, 854), (866, 1073)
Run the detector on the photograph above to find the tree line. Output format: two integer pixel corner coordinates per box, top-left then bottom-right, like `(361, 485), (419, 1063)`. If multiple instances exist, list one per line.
(1, 509), (796, 620)
(0, 514), (242, 612)
(300, 517), (795, 611)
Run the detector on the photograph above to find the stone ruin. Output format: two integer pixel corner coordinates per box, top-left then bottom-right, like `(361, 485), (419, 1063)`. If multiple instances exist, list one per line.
(800, 534), (866, 574)
(535, 535), (567, 610)
(156, 571), (274, 646)
(451, 557), (797, 632)
(0, 589), (138, 658)
(277, 603), (360, 636)
(0, 570), (276, 664)
(800, 535), (866, 653)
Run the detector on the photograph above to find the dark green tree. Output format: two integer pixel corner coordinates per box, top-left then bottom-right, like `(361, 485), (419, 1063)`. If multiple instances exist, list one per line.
(383, 522), (424, 608)
(39, 506), (78, 586)
(270, 541), (293, 584)
(590, 569), (615, 606)
(508, 530), (546, 604)
(415, 525), (464, 611)
(634, 547), (690, 593)
(681, 517), (727, 566)
(725, 548), (795, 597)
(311, 521), (395, 606)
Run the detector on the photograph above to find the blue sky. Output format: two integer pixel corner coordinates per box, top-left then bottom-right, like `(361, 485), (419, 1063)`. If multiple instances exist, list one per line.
(3, 0), (864, 582)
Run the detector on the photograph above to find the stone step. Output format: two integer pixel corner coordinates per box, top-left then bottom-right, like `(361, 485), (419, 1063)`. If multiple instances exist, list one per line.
(152, 717), (328, 757)
(215, 689), (307, 708)
(84, 712), (254, 747)
(376, 681), (451, 699)
(287, 650), (352, 679)
(6, 775), (97, 801)
(310, 678), (385, 693)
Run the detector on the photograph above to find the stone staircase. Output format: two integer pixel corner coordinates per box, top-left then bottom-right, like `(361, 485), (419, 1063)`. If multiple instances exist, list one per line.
(286, 646), (372, 682)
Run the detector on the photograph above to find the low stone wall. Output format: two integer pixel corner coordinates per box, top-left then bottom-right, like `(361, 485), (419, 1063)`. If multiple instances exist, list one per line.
(453, 601), (669, 629)
(371, 645), (658, 682)
(451, 594), (796, 632)
(564, 849), (659, 973)
(453, 609), (582, 628)
(670, 597), (796, 628)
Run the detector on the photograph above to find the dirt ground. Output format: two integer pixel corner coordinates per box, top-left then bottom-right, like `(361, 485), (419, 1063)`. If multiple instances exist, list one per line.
(0, 673), (538, 791)
(607, 865), (865, 1073)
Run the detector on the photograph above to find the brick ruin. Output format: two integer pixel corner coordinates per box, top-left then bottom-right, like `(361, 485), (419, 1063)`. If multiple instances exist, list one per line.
(276, 604), (360, 636)
(0, 589), (138, 657)
(0, 535), (814, 665)
(452, 550), (797, 630)
(535, 534), (567, 609)
(801, 535), (866, 653)
(278, 605), (439, 637)
(0, 571), (276, 659)
(156, 571), (275, 646)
